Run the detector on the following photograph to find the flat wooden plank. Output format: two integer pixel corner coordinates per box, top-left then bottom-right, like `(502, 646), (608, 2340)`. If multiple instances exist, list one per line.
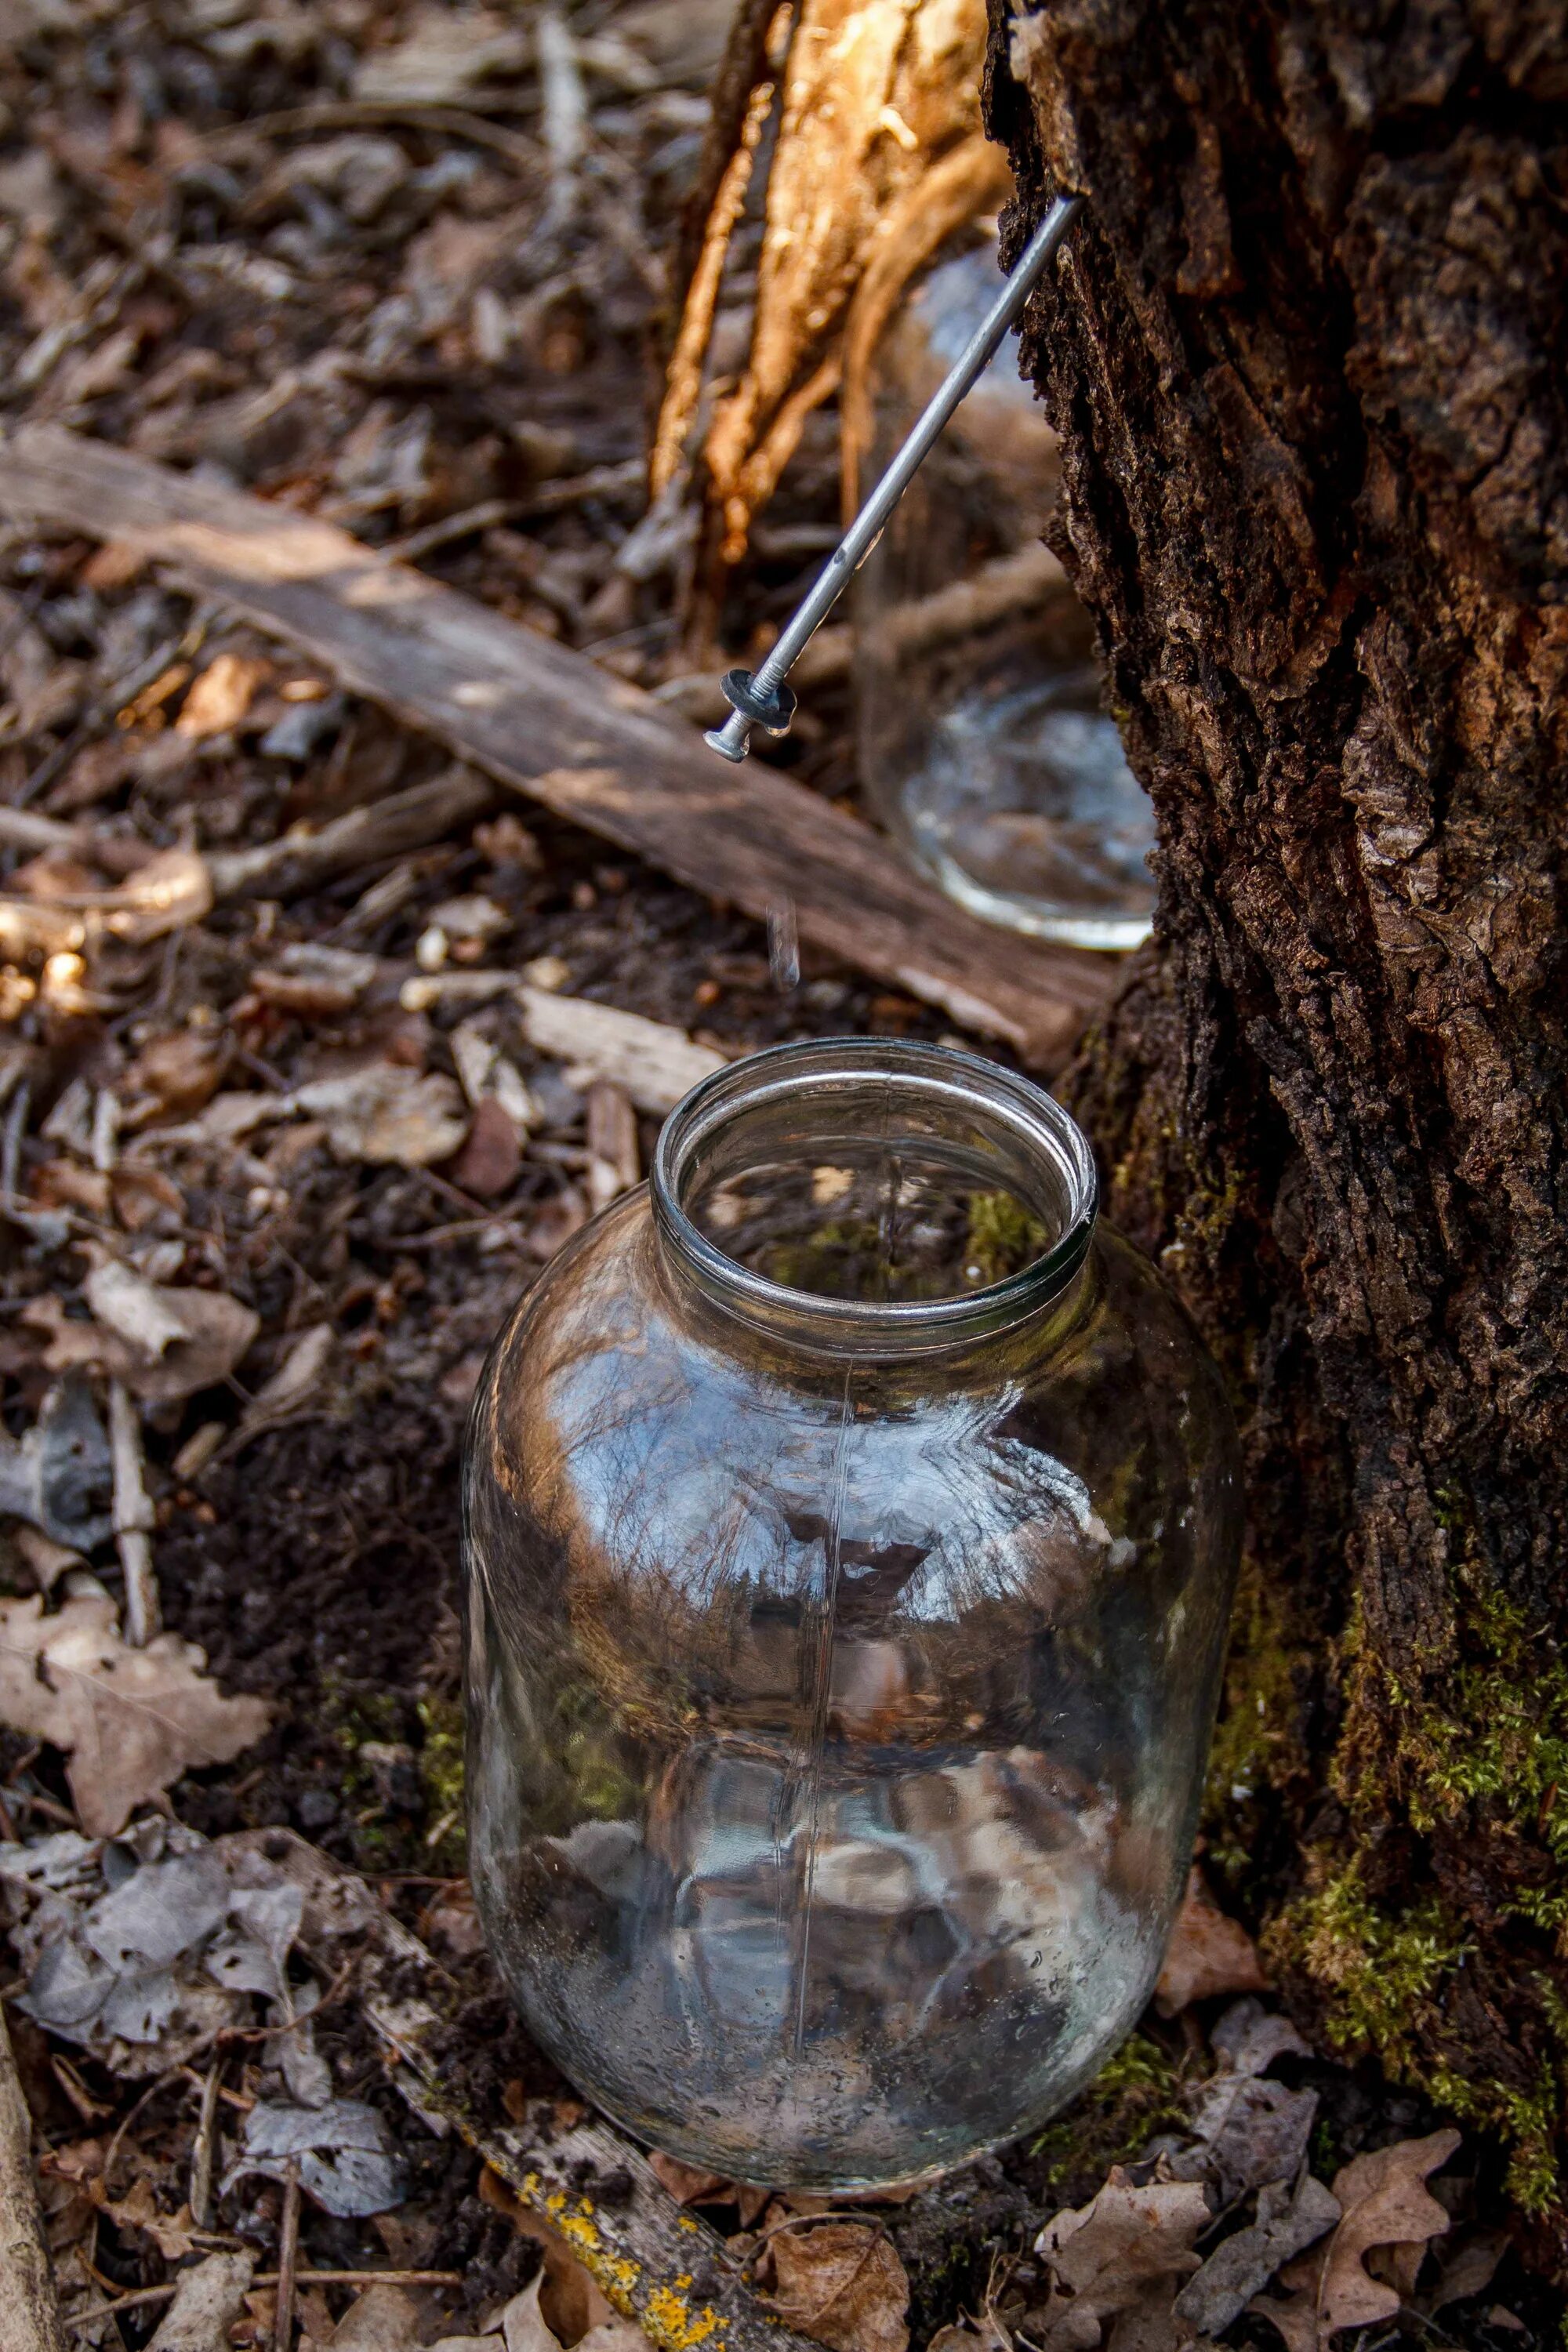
(0, 424), (1120, 1065)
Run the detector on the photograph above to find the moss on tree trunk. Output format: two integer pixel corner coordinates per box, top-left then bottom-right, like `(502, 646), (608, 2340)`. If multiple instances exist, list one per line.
(989, 0), (1568, 2252)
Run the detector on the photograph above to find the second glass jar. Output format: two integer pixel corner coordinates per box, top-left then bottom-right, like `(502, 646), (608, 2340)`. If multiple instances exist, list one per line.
(855, 233), (1158, 949)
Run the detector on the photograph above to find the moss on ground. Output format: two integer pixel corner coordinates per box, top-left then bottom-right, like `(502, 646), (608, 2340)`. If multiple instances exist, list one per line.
(1029, 2031), (1192, 2202)
(417, 1693), (467, 1871)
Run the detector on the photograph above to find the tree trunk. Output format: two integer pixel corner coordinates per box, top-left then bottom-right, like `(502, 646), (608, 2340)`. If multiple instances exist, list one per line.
(990, 0), (1568, 2247)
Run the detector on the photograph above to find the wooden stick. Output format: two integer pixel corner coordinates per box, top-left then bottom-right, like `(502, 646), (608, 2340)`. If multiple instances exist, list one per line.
(107, 1377), (158, 1647)
(0, 2002), (67, 2352)
(256, 2271), (465, 2287)
(64, 2285), (176, 2334)
(273, 2161), (301, 2352)
(206, 765), (495, 899)
(0, 425), (1116, 1067)
(189, 2053), (223, 2230)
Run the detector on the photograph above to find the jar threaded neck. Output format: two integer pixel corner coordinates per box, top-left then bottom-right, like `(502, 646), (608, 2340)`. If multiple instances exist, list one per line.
(650, 1037), (1098, 1358)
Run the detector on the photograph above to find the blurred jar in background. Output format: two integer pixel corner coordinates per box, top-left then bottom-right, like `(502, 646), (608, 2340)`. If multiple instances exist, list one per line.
(854, 230), (1157, 950)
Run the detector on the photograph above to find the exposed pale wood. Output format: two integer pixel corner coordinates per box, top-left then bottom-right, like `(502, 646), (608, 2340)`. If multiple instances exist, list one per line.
(0, 425), (1116, 1065)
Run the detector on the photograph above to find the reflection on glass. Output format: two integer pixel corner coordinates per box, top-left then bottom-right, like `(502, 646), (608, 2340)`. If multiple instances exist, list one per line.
(464, 1041), (1240, 2187)
(855, 237), (1158, 949)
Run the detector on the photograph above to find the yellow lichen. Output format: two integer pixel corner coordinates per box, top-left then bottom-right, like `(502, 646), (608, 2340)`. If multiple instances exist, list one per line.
(644, 2285), (725, 2350)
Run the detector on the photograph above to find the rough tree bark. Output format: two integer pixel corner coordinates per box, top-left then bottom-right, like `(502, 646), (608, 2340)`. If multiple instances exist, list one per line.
(989, 0), (1568, 2247)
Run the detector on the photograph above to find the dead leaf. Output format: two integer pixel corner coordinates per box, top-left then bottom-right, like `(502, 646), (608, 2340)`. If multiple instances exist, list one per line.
(446, 1094), (520, 1200)
(99, 2172), (201, 2261)
(1154, 1867), (1269, 2015)
(330, 2283), (428, 2350)
(1034, 2172), (1209, 2352)
(1423, 2226), (1508, 2313)
(352, 5), (529, 105)
(230, 2096), (407, 2218)
(0, 1589), (270, 1835)
(249, 942), (379, 1017)
(927, 2318), (1010, 2352)
(146, 2250), (256, 2352)
(760, 2222), (910, 2352)
(122, 1027), (230, 1119)
(289, 1064), (470, 1165)
(34, 1269), (259, 1403)
(1175, 2174), (1341, 2337)
(502, 2274), (561, 2352)
(175, 652), (271, 740)
(1185, 2071), (1319, 2205)
(648, 2151), (732, 2204)
(0, 1372), (113, 1550)
(230, 1322), (335, 1451)
(1252, 2129), (1459, 2350)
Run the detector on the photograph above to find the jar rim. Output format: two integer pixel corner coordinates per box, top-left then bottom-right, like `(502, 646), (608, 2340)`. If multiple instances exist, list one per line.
(650, 1036), (1098, 1357)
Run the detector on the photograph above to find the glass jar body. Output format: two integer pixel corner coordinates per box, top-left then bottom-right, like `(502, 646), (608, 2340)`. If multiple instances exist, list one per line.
(463, 1196), (1240, 2188)
(855, 240), (1157, 949)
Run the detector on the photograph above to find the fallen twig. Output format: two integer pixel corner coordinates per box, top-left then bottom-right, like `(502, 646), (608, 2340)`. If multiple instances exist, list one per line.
(273, 2160), (301, 2352)
(0, 2000), (67, 2352)
(107, 1377), (158, 1646)
(0, 425), (1116, 1065)
(205, 765), (495, 900)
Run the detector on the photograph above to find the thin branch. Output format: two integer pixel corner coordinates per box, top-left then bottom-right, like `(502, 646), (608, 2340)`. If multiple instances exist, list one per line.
(0, 2001), (67, 2352)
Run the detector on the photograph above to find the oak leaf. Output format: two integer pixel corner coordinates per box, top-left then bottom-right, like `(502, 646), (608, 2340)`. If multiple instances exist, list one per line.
(0, 1590), (270, 1835)
(1154, 1868), (1269, 2015)
(761, 2222), (910, 2352)
(1034, 2171), (1209, 2352)
(1250, 2128), (1459, 2350)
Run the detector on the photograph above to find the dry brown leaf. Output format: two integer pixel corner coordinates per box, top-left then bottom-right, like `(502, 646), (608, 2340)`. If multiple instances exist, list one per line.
(290, 1065), (470, 1166)
(1175, 2174), (1341, 2338)
(352, 5), (529, 104)
(1154, 1867), (1269, 2015)
(0, 1589), (270, 1835)
(146, 2251), (256, 2352)
(1036, 2169), (1209, 2352)
(928, 2318), (1010, 2352)
(29, 1271), (259, 1403)
(1423, 2226), (1508, 2314)
(449, 1094), (522, 1199)
(328, 2283), (428, 2350)
(761, 2222), (911, 2352)
(174, 652), (270, 739)
(122, 1026), (229, 1119)
(1251, 2128), (1460, 2351)
(648, 2151), (732, 2203)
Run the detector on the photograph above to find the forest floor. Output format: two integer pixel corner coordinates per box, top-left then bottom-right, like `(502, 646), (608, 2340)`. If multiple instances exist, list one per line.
(0, 3), (1557, 2350)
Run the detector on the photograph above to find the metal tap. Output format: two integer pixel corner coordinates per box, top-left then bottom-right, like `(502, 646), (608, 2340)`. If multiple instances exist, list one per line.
(704, 192), (1084, 765)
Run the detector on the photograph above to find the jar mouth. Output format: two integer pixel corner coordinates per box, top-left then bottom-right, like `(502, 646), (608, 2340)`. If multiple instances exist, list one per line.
(651, 1037), (1098, 1357)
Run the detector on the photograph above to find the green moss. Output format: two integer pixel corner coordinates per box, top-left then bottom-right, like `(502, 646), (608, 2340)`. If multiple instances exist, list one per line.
(1203, 1557), (1315, 1878)
(1429, 2066), (1561, 2217)
(416, 1695), (467, 1870)
(1029, 2031), (1191, 2198)
(1274, 1562), (1568, 2223)
(1275, 1859), (1468, 2076)
(964, 1190), (1049, 1285)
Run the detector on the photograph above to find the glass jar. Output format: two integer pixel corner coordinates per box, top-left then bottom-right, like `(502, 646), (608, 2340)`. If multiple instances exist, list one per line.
(464, 1040), (1240, 2188)
(855, 235), (1158, 949)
